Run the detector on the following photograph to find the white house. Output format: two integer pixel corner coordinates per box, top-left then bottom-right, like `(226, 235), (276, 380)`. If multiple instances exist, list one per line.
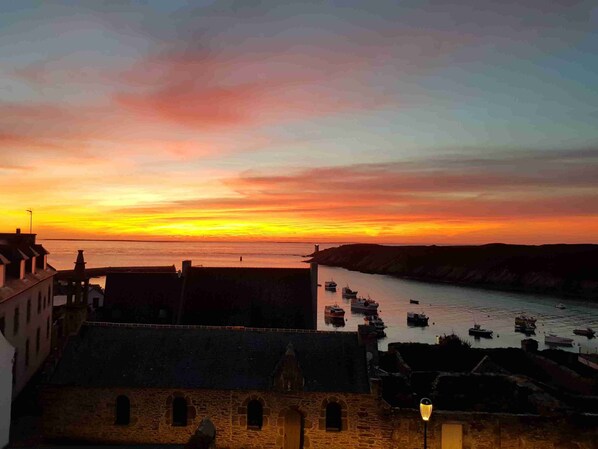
(0, 229), (55, 399)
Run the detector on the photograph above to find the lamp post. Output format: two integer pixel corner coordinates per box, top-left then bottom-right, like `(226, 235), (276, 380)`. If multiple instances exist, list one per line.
(420, 397), (433, 449)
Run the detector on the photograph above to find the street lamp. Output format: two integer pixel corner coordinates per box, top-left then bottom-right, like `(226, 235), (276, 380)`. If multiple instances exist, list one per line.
(420, 398), (433, 449)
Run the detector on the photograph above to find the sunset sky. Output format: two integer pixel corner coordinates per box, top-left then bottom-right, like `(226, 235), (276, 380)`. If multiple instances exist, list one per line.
(1, 0), (597, 243)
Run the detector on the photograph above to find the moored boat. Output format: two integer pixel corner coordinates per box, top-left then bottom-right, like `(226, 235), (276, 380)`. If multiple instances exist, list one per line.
(468, 323), (493, 338)
(545, 334), (574, 346)
(351, 297), (379, 314)
(364, 314), (386, 329)
(342, 286), (358, 299)
(573, 327), (595, 338)
(324, 304), (345, 318)
(555, 303), (566, 309)
(324, 280), (337, 291)
(407, 312), (429, 326)
(515, 314), (537, 328)
(409, 299), (419, 304)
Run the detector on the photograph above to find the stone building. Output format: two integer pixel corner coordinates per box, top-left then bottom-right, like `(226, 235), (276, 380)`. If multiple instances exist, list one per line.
(42, 322), (373, 447)
(0, 229), (55, 398)
(40, 324), (598, 448)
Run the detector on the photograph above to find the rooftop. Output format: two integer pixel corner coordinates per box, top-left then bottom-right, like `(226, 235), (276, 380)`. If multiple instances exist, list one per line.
(48, 322), (370, 393)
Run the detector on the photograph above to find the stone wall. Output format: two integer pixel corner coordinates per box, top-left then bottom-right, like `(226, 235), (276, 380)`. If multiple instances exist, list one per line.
(41, 387), (598, 449)
(41, 387), (388, 449)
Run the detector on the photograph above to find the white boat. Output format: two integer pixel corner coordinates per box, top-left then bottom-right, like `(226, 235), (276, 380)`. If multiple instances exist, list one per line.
(342, 286), (358, 299)
(324, 280), (337, 291)
(468, 323), (493, 338)
(350, 297), (379, 314)
(407, 312), (429, 326)
(555, 303), (566, 309)
(545, 334), (574, 346)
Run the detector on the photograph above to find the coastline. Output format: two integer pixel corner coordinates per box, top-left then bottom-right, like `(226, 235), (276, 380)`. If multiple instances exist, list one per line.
(308, 243), (598, 301)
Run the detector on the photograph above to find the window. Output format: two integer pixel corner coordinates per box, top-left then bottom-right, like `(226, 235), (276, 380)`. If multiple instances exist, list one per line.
(25, 339), (30, 367)
(38, 292), (41, 313)
(13, 307), (19, 335)
(115, 395), (130, 425)
(247, 400), (263, 429)
(36, 328), (40, 354)
(26, 299), (31, 323)
(325, 402), (342, 431)
(0, 316), (5, 335)
(48, 285), (52, 303)
(172, 397), (187, 426)
(46, 317), (50, 339)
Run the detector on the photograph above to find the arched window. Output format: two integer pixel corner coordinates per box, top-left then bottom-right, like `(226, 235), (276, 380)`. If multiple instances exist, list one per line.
(247, 400), (263, 429)
(172, 397), (187, 426)
(325, 402), (342, 431)
(115, 395), (130, 425)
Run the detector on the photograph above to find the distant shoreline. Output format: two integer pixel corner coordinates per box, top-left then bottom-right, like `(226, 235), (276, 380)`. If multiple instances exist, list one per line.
(40, 238), (351, 245)
(309, 243), (598, 300)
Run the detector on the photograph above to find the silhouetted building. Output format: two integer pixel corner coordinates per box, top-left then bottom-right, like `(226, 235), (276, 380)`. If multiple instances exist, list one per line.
(100, 263), (318, 329)
(0, 229), (54, 398)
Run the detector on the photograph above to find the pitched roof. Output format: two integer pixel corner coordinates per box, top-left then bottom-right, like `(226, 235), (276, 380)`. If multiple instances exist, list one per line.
(48, 323), (370, 393)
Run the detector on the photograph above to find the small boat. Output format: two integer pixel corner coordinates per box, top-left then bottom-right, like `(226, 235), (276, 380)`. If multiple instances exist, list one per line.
(468, 323), (493, 338)
(364, 314), (386, 329)
(324, 304), (345, 318)
(515, 314), (537, 327)
(555, 303), (566, 309)
(573, 327), (595, 338)
(407, 312), (429, 326)
(350, 297), (379, 314)
(342, 286), (358, 299)
(545, 334), (574, 346)
(409, 299), (419, 304)
(324, 280), (337, 291)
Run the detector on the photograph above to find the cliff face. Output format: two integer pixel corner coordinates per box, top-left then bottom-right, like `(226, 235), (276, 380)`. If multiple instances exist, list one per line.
(309, 244), (598, 299)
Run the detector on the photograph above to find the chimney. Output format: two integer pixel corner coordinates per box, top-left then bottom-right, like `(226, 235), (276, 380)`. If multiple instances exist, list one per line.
(182, 260), (192, 277)
(16, 228), (21, 234)
(314, 244), (319, 253)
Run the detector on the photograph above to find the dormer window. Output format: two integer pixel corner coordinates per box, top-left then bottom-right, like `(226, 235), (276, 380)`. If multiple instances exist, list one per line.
(20, 260), (26, 280)
(43, 254), (47, 270)
(0, 265), (5, 288)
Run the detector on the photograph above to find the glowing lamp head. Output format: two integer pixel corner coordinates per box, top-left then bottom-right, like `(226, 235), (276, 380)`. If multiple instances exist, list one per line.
(420, 398), (433, 421)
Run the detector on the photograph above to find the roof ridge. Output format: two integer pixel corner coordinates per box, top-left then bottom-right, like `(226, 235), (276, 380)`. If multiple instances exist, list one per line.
(82, 321), (357, 335)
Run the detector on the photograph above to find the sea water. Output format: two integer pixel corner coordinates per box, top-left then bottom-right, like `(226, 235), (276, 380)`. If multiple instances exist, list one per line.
(41, 239), (598, 353)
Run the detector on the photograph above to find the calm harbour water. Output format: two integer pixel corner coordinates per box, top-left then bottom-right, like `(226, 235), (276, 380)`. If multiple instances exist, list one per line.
(42, 239), (598, 353)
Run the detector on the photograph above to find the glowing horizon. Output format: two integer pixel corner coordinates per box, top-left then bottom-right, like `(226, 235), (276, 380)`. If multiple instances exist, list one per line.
(2, 1), (597, 245)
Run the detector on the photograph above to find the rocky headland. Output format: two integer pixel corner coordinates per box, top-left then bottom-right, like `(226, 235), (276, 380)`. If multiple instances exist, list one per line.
(309, 243), (598, 299)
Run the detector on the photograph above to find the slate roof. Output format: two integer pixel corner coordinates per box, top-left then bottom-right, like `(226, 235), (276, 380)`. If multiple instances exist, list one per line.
(48, 323), (370, 393)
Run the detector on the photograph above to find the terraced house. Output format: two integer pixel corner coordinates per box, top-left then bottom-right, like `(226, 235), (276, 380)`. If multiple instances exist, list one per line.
(0, 229), (55, 398)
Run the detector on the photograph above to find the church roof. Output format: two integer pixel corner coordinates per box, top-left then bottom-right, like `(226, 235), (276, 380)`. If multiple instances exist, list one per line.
(47, 323), (370, 394)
